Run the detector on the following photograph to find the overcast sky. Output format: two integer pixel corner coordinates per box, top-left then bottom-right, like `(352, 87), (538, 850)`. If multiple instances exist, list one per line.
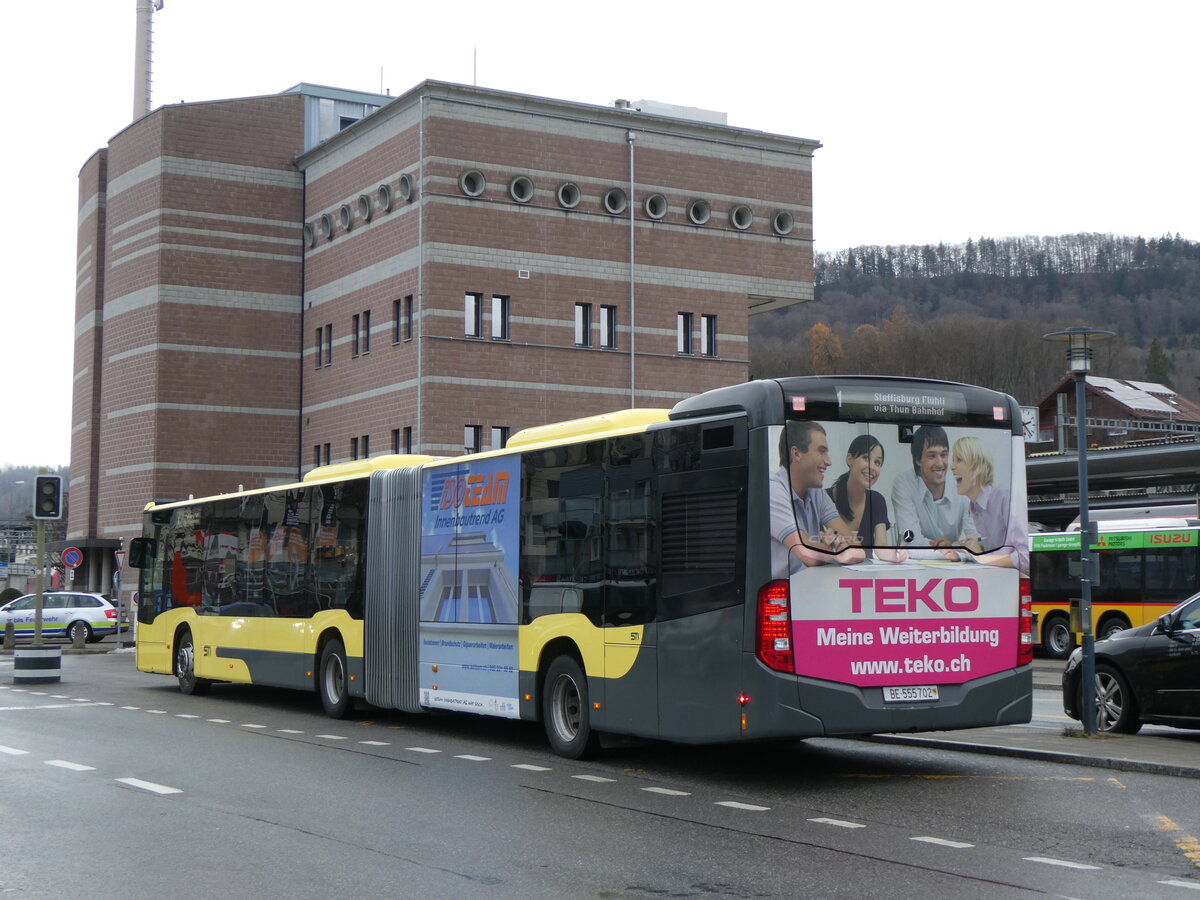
(3, 0), (1197, 468)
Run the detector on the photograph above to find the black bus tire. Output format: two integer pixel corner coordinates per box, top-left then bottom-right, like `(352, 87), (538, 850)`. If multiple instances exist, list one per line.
(1097, 616), (1130, 641)
(318, 638), (351, 719)
(176, 629), (212, 696)
(1042, 614), (1075, 659)
(542, 655), (599, 759)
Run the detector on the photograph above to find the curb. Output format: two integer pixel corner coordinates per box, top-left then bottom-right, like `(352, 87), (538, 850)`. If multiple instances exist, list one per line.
(860, 734), (1200, 780)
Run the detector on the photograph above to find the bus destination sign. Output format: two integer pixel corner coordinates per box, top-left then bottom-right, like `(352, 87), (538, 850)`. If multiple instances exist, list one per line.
(836, 386), (969, 423)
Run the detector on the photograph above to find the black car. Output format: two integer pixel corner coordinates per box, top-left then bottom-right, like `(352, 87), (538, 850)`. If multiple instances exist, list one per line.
(1062, 592), (1200, 733)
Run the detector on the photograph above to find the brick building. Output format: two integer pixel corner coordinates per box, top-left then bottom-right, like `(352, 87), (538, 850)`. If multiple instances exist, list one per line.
(68, 81), (819, 598)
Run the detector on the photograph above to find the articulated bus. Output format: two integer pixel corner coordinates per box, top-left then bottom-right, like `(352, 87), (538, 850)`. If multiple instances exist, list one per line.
(129, 376), (1032, 757)
(1030, 520), (1200, 658)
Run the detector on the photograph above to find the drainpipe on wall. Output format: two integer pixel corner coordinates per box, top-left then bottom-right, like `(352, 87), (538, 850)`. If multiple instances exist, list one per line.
(627, 129), (636, 408)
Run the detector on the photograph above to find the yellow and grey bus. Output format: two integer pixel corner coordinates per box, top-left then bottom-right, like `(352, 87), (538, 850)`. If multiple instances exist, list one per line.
(130, 376), (1033, 757)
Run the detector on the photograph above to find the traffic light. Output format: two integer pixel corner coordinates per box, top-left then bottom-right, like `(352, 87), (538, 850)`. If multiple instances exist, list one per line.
(33, 475), (63, 520)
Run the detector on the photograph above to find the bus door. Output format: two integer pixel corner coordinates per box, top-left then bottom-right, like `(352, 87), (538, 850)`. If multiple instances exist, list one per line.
(654, 419), (748, 743)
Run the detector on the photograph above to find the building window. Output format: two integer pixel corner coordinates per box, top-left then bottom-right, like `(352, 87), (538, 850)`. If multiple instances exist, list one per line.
(465, 292), (483, 337)
(361, 434), (370, 458)
(491, 295), (510, 340)
(391, 428), (401, 454)
(575, 303), (592, 347)
(677, 312), (693, 355)
(324, 323), (333, 366)
(464, 425), (482, 454)
(700, 314), (718, 357)
(403, 426), (413, 454)
(600, 305), (617, 349)
(362, 310), (371, 354)
(394, 297), (413, 344)
(313, 445), (321, 468)
(323, 443), (331, 465)
(351, 437), (359, 460)
(315, 327), (323, 369)
(352, 314), (361, 357)
(491, 426), (509, 450)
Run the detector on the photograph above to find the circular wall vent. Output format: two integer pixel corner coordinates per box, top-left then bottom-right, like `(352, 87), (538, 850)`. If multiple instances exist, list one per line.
(459, 170), (486, 197)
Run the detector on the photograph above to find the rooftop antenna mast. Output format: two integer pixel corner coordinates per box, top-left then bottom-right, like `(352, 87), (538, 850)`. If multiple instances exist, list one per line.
(133, 0), (164, 121)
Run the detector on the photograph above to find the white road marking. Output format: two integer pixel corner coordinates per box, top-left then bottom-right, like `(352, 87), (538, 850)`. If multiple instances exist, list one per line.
(72, 698), (91, 702)
(572, 774), (615, 783)
(455, 754), (491, 761)
(45, 760), (96, 772)
(240, 723), (267, 729)
(0, 745), (30, 755)
(1159, 880), (1200, 891)
(717, 801), (770, 811)
(145, 709), (167, 715)
(121, 706), (140, 710)
(912, 836), (974, 849)
(316, 734), (348, 740)
(512, 764), (551, 771)
(1024, 857), (1102, 870)
(405, 747), (441, 754)
(642, 787), (691, 796)
(277, 729), (304, 734)
(207, 718), (231, 723)
(176, 714), (200, 719)
(118, 778), (183, 795)
(809, 817), (866, 829)
(359, 740), (390, 746)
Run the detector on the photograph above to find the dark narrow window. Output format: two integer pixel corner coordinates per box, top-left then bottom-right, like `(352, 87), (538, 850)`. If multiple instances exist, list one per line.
(313, 445), (321, 468)
(352, 314), (361, 357)
(405, 295), (414, 341)
(324, 324), (333, 365)
(361, 434), (370, 458)
(491, 426), (509, 450)
(393, 299), (402, 343)
(465, 293), (482, 337)
(677, 312), (693, 355)
(403, 426), (413, 454)
(700, 314), (717, 357)
(362, 310), (371, 354)
(323, 443), (331, 465)
(351, 437), (359, 460)
(315, 328), (323, 369)
(600, 305), (617, 349)
(491, 295), (510, 340)
(464, 425), (482, 454)
(575, 303), (592, 346)
(391, 428), (401, 454)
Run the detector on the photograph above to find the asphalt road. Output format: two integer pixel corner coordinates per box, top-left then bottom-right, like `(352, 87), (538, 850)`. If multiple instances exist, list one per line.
(1, 652), (1198, 899)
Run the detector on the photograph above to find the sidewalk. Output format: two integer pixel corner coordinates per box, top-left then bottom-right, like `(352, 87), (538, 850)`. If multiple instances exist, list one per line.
(865, 659), (1200, 780)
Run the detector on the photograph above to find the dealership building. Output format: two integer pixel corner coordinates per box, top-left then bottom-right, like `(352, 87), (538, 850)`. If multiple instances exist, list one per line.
(67, 80), (820, 596)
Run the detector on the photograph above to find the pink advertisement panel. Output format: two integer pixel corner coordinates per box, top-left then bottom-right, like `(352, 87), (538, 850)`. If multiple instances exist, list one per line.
(789, 567), (1019, 687)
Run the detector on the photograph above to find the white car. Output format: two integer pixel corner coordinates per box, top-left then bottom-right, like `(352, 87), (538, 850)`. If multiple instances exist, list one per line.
(0, 591), (118, 643)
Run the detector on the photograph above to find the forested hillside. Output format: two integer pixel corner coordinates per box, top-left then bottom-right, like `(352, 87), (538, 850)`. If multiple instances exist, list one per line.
(750, 234), (1200, 406)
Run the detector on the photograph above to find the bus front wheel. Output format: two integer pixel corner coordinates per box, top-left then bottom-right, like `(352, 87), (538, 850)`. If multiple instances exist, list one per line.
(1042, 614), (1075, 660)
(176, 630), (212, 696)
(318, 638), (351, 719)
(542, 655), (599, 759)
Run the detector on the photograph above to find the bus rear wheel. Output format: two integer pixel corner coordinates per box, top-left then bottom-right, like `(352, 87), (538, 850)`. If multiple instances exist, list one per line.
(318, 638), (351, 719)
(1042, 614), (1075, 659)
(1097, 616), (1130, 641)
(176, 630), (212, 696)
(542, 655), (599, 759)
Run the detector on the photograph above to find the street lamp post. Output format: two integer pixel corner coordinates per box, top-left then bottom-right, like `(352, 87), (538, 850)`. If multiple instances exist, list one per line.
(1043, 326), (1114, 735)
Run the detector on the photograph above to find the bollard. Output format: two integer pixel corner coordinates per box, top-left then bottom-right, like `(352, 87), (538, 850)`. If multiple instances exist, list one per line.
(13, 645), (62, 684)
(2, 621), (13, 651)
(72, 625), (87, 649)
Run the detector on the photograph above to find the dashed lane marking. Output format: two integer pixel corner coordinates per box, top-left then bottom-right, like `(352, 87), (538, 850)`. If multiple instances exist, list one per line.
(405, 747), (440, 754)
(809, 817), (866, 829)
(117, 777), (183, 795)
(717, 801), (770, 811)
(45, 760), (96, 772)
(642, 787), (691, 797)
(0, 745), (30, 755)
(572, 774), (615, 783)
(912, 836), (974, 849)
(1024, 857), (1102, 870)
(455, 754), (491, 761)
(512, 764), (551, 771)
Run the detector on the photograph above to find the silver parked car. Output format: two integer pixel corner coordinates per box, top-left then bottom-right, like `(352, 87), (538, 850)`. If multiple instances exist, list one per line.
(0, 591), (118, 643)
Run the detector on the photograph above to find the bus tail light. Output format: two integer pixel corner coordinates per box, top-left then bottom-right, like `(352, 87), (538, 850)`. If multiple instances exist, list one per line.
(1017, 577), (1033, 666)
(757, 580), (794, 673)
